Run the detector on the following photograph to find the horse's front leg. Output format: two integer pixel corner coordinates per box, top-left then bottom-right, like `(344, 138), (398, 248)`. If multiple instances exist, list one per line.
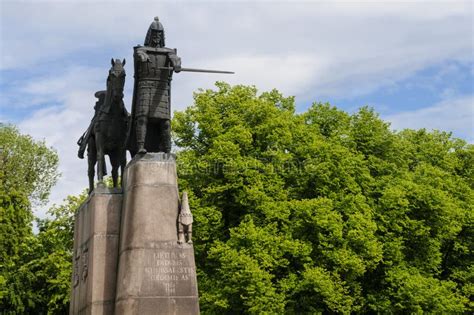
(110, 152), (119, 188)
(120, 148), (126, 188)
(95, 129), (105, 185)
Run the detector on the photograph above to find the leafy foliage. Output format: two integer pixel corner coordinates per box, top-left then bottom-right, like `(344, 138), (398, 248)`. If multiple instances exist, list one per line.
(0, 125), (59, 206)
(0, 125), (83, 314)
(0, 189), (85, 314)
(32, 193), (86, 314)
(1, 84), (472, 314)
(173, 83), (473, 314)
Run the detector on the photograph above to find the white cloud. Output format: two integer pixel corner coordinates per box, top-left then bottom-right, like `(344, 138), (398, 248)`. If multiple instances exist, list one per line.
(385, 95), (474, 142)
(15, 66), (108, 218)
(18, 92), (92, 219)
(170, 53), (326, 110)
(2, 2), (472, 98)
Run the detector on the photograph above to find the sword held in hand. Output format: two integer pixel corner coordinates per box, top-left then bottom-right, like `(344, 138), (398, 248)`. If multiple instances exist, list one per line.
(157, 66), (234, 74)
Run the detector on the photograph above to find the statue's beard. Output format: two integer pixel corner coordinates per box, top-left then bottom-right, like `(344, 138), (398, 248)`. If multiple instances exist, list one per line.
(151, 37), (161, 47)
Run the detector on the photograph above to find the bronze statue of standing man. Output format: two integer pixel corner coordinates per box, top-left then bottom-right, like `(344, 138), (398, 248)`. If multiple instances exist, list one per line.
(128, 17), (181, 155)
(127, 17), (233, 156)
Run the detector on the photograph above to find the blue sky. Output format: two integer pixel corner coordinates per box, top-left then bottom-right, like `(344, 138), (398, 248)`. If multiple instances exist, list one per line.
(0, 0), (473, 218)
(325, 61), (473, 112)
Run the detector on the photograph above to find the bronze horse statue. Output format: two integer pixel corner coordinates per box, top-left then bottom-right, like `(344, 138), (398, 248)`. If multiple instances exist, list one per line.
(77, 59), (129, 193)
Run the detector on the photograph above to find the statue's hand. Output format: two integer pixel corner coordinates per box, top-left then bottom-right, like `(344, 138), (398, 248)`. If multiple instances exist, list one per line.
(137, 51), (150, 62)
(169, 55), (182, 73)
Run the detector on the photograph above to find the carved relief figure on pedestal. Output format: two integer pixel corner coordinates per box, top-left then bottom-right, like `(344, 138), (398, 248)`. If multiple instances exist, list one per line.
(73, 254), (80, 288)
(178, 191), (193, 244)
(81, 247), (89, 282)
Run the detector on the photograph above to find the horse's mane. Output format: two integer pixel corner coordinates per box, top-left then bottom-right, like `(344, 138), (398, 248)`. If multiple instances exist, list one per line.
(101, 61), (126, 115)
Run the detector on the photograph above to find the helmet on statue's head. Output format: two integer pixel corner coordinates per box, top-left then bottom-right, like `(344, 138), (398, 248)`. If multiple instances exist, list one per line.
(144, 16), (165, 48)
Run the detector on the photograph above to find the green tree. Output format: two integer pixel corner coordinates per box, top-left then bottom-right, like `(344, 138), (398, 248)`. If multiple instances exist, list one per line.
(31, 193), (86, 314)
(173, 83), (473, 314)
(0, 124), (59, 206)
(0, 125), (60, 313)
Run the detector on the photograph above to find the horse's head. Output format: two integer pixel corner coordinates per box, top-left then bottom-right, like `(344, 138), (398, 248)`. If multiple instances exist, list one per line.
(107, 58), (126, 101)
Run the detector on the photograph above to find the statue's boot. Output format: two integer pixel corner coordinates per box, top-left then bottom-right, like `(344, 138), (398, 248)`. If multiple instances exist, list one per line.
(138, 143), (147, 154)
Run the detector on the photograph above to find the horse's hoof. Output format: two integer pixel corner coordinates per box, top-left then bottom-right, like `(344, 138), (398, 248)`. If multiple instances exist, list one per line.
(138, 148), (147, 154)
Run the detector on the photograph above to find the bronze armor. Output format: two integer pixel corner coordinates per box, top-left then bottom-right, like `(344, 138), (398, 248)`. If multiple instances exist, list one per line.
(134, 46), (177, 120)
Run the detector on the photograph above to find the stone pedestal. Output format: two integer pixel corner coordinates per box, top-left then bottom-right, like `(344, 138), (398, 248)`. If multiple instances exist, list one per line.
(69, 187), (122, 315)
(115, 153), (200, 314)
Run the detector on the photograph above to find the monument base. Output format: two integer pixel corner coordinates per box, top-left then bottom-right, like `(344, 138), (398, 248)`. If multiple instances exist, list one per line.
(69, 187), (122, 315)
(115, 153), (199, 315)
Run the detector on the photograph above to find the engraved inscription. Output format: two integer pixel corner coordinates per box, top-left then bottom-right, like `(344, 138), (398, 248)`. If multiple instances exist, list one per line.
(144, 266), (195, 281)
(164, 282), (176, 295)
(143, 249), (196, 295)
(144, 251), (194, 281)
